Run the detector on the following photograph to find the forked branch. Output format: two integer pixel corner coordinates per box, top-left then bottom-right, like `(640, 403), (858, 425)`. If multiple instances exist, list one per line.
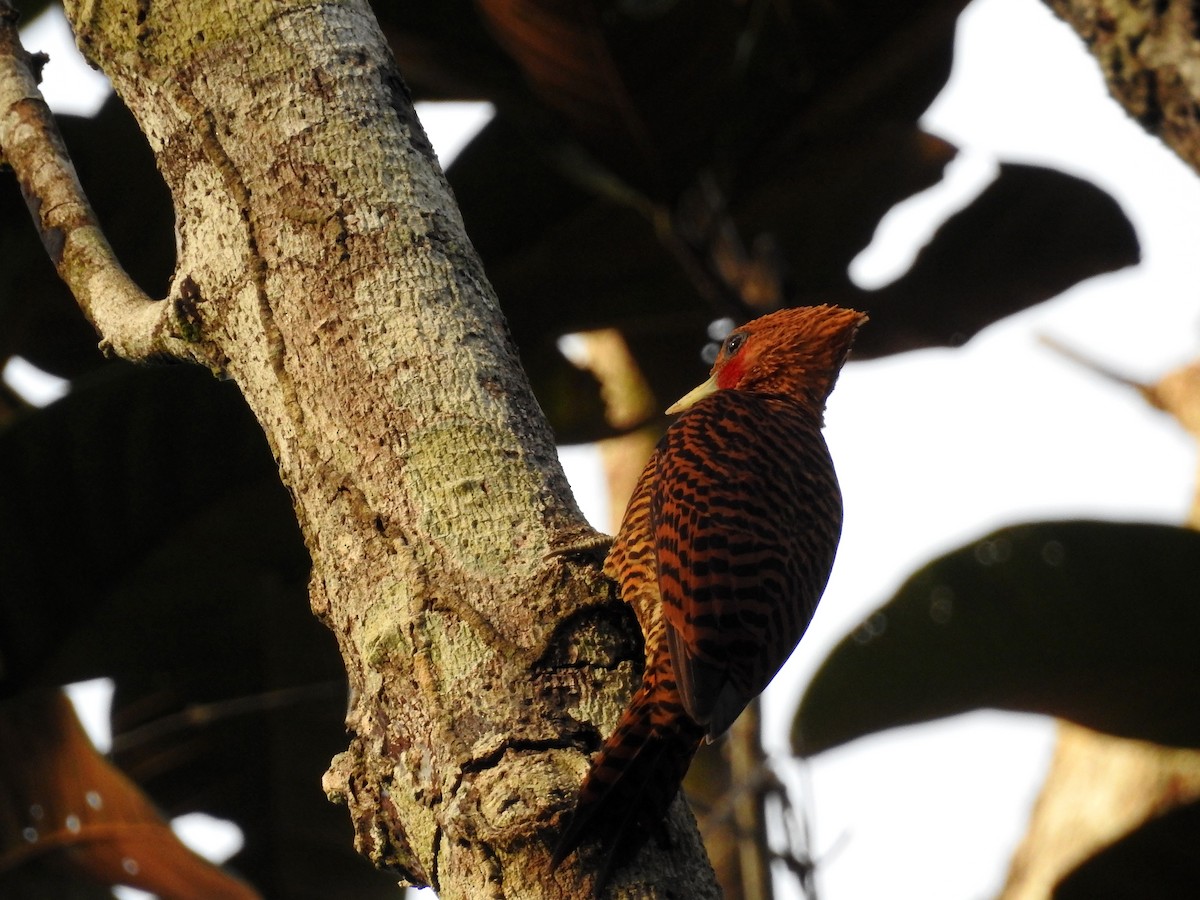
(0, 0), (212, 367)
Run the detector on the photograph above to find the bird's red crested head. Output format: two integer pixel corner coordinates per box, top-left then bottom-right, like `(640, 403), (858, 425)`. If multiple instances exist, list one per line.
(710, 305), (866, 410)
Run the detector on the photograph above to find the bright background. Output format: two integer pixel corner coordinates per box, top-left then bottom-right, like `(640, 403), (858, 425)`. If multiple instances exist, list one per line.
(12, 0), (1200, 897)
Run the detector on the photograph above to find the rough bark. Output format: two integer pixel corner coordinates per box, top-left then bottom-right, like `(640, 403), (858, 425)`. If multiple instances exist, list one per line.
(1044, 0), (1200, 174)
(1, 0), (719, 896)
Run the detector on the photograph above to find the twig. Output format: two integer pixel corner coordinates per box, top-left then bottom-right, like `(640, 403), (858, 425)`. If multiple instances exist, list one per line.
(728, 702), (776, 900)
(1037, 333), (1162, 409)
(111, 681), (346, 754)
(0, 1), (208, 365)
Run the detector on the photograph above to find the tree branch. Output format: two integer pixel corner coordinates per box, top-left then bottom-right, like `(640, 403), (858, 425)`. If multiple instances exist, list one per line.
(1044, 0), (1200, 173)
(3, 0), (719, 894)
(0, 0), (212, 366)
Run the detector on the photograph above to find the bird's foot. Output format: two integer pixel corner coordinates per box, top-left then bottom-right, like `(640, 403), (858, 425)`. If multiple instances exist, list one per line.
(546, 524), (613, 561)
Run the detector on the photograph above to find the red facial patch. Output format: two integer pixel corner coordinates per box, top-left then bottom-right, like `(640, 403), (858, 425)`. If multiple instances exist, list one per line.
(715, 351), (746, 389)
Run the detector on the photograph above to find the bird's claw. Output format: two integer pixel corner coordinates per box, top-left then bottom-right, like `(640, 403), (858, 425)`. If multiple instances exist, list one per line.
(547, 525), (614, 560)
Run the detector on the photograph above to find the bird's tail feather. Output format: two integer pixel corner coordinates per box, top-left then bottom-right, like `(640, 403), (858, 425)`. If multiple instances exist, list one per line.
(552, 670), (704, 870)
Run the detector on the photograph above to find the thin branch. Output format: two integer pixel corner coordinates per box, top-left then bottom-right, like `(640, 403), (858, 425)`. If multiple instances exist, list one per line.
(0, 1), (209, 366)
(775, 760), (823, 900)
(111, 682), (347, 754)
(1040, 333), (1200, 525)
(1038, 334), (1160, 407)
(728, 702), (776, 900)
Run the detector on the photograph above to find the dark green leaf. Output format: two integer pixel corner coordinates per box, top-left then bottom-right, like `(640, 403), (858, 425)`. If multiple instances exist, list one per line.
(0, 366), (396, 897)
(856, 164), (1141, 357)
(0, 365), (292, 690)
(12, 0), (58, 23)
(374, 1), (519, 101)
(794, 521), (1200, 756)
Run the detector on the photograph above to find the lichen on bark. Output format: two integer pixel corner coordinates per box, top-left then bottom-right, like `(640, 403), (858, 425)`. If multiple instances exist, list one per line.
(1045, 0), (1200, 172)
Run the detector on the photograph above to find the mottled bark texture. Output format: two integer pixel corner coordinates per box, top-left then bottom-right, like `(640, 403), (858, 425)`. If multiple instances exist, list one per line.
(1045, 0), (1200, 173)
(8, 0), (718, 895)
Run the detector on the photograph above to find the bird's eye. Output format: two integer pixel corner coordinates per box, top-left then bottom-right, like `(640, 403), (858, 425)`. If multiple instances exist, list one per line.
(723, 332), (747, 356)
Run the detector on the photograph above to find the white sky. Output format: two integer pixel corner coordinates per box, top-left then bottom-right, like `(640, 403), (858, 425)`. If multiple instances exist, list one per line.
(18, 0), (1200, 897)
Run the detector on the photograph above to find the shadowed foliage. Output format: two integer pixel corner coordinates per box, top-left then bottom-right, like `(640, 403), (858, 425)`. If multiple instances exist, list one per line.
(794, 521), (1200, 755)
(0, 1), (1153, 896)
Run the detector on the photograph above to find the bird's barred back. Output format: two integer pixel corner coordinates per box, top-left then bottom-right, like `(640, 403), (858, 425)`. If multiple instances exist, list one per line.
(653, 389), (841, 736)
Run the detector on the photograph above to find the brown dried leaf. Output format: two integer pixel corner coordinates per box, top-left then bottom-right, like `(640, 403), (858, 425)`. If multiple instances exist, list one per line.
(0, 690), (259, 899)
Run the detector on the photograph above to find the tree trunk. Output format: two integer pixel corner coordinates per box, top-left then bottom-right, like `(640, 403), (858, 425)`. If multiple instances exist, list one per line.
(3, 0), (718, 895)
(1044, 0), (1200, 174)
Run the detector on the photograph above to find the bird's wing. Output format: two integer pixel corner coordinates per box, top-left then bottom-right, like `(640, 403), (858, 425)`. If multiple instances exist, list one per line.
(652, 391), (842, 738)
(603, 450), (661, 634)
